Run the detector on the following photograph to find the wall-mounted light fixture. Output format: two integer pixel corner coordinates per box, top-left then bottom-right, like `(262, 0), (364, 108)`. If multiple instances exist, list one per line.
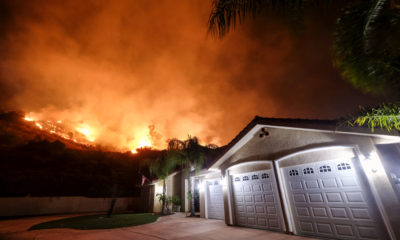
(259, 127), (270, 138)
(362, 152), (382, 173)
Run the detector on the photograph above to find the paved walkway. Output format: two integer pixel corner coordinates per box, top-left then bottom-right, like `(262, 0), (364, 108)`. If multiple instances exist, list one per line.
(0, 213), (316, 240)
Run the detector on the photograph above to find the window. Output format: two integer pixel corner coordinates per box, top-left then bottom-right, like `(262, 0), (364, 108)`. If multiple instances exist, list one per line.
(261, 173), (269, 179)
(337, 162), (351, 170)
(319, 165), (331, 173)
(289, 169), (299, 176)
(243, 176), (249, 181)
(234, 177), (240, 182)
(303, 167), (314, 174)
(252, 174), (259, 180)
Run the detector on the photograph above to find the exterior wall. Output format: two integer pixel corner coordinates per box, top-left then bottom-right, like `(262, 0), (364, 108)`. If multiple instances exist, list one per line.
(152, 172), (186, 213)
(218, 127), (394, 172)
(153, 180), (164, 213)
(199, 178), (205, 218)
(0, 196), (146, 217)
(214, 126), (400, 239)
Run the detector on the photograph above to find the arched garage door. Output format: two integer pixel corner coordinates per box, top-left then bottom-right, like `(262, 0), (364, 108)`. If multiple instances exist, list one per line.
(206, 179), (225, 220)
(231, 166), (285, 231)
(282, 158), (388, 239)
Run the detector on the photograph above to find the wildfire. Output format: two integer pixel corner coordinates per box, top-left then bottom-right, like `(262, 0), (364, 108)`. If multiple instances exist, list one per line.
(23, 114), (97, 145)
(24, 117), (35, 122)
(131, 136), (152, 154)
(23, 113), (158, 151)
(76, 126), (95, 142)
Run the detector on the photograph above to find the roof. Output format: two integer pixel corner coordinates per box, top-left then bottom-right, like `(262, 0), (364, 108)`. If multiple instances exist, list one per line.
(205, 116), (400, 170)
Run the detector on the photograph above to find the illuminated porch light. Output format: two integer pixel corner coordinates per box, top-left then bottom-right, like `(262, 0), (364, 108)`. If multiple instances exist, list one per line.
(362, 152), (384, 173)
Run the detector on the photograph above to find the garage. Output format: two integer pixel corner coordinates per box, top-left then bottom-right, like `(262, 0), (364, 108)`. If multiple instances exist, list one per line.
(231, 167), (285, 231)
(206, 179), (225, 220)
(282, 158), (388, 239)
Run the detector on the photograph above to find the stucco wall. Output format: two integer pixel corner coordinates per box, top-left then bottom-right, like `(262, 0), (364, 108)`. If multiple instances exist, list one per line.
(219, 127), (384, 172)
(0, 196), (144, 217)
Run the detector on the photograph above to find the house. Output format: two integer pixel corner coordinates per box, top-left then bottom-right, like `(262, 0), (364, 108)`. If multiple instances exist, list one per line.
(152, 116), (400, 240)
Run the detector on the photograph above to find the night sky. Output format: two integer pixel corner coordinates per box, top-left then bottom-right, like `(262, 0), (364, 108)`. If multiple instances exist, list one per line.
(0, 0), (390, 150)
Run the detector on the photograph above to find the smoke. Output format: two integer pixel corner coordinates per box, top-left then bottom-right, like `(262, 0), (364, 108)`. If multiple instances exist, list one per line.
(0, 0), (387, 150)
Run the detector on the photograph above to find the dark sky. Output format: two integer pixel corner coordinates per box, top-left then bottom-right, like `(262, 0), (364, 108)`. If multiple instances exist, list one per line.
(0, 0), (388, 150)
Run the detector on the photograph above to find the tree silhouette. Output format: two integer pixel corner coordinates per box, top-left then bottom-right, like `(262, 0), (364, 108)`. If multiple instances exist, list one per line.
(208, 0), (400, 96)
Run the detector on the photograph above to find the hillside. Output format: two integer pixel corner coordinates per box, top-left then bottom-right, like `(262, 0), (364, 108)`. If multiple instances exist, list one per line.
(0, 111), (161, 197)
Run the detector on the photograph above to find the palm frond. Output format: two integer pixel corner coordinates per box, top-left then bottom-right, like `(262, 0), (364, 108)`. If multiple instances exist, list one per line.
(347, 102), (400, 132)
(333, 0), (400, 95)
(207, 0), (340, 38)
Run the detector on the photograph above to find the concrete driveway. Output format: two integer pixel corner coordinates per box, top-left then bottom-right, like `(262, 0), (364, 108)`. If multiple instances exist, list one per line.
(0, 213), (316, 240)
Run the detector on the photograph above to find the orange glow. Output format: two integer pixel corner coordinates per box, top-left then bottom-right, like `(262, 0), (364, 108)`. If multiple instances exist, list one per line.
(76, 126), (95, 142)
(35, 123), (43, 129)
(24, 117), (35, 122)
(131, 136), (152, 154)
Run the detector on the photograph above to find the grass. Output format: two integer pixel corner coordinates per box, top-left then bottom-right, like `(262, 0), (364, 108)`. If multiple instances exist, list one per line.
(29, 213), (159, 230)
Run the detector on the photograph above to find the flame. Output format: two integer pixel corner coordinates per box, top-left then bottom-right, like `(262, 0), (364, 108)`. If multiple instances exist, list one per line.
(35, 122), (43, 129)
(76, 126), (95, 142)
(131, 136), (152, 154)
(24, 117), (35, 122)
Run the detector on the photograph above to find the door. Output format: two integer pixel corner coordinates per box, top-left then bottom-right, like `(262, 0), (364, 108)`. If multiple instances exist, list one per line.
(206, 179), (225, 220)
(231, 168), (285, 231)
(282, 158), (388, 239)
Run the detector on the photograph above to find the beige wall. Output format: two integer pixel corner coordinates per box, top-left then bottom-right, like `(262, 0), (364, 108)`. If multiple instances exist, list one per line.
(152, 172), (187, 213)
(0, 196), (143, 217)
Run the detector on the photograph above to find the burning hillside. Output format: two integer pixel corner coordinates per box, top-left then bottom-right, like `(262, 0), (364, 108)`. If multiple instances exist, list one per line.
(0, 111), (100, 150)
(0, 110), (158, 152)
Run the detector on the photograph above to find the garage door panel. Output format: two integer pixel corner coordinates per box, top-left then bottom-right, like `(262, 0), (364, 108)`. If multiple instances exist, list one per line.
(322, 178), (338, 188)
(283, 158), (388, 240)
(206, 179), (225, 220)
(300, 221), (314, 232)
(231, 168), (285, 231)
(316, 222), (334, 234)
(269, 218), (280, 228)
(254, 194), (263, 203)
(264, 194), (275, 203)
(358, 226), (378, 239)
(350, 208), (371, 220)
(305, 180), (320, 189)
(326, 192), (344, 203)
(291, 181), (303, 190)
(297, 207), (311, 217)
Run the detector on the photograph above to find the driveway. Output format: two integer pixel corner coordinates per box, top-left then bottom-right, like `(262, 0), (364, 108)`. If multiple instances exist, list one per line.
(0, 213), (316, 240)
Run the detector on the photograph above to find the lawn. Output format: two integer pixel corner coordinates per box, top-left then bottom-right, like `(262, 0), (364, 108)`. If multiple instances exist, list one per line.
(29, 213), (159, 230)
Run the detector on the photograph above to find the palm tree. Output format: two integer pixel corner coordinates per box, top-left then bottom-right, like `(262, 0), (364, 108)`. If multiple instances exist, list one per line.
(208, 0), (400, 96)
(167, 136), (213, 216)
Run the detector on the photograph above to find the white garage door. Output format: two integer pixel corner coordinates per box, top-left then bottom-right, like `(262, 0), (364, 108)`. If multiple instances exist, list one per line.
(231, 168), (285, 231)
(206, 179), (225, 220)
(283, 158), (388, 239)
